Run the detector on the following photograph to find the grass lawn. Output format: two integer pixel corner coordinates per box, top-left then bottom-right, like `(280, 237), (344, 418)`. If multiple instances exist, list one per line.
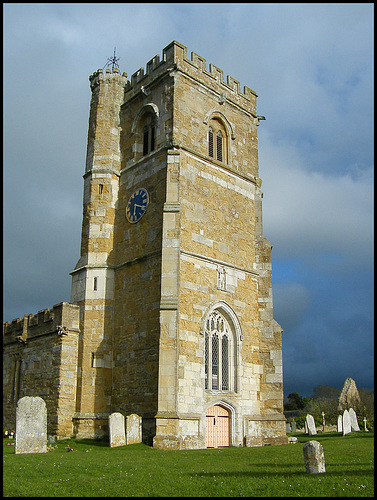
(3, 431), (374, 497)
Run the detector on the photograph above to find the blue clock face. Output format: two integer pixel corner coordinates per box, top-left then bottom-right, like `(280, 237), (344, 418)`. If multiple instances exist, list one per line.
(126, 188), (149, 223)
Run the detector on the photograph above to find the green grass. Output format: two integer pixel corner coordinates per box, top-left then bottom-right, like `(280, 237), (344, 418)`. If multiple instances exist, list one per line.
(3, 432), (374, 497)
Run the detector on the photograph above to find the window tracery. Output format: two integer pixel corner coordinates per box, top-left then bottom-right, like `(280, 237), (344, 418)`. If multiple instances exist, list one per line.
(204, 310), (234, 391)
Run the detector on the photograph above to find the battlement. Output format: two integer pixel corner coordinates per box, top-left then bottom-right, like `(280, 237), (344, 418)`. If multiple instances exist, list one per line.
(125, 41), (258, 114)
(3, 302), (80, 344)
(89, 66), (129, 91)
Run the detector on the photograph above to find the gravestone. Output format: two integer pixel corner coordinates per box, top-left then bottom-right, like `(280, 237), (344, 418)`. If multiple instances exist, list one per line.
(286, 422), (291, 433)
(342, 409), (351, 435)
(305, 414), (317, 435)
(303, 440), (326, 474)
(109, 412), (126, 448)
(348, 408), (360, 431)
(15, 396), (47, 454)
(291, 421), (296, 432)
(337, 415), (343, 433)
(363, 417), (369, 432)
(126, 414), (142, 444)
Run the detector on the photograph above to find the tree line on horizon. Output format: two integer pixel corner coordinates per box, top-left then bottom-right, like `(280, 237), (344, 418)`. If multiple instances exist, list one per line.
(283, 385), (374, 429)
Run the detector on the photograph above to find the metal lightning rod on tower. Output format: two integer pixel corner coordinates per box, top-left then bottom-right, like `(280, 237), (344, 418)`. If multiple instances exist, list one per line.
(104, 47), (120, 71)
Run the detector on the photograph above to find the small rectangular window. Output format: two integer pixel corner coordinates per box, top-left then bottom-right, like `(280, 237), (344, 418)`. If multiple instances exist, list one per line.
(93, 277), (98, 291)
(99, 184), (103, 195)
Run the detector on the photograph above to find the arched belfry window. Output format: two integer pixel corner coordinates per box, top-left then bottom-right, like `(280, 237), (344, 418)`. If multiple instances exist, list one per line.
(208, 118), (227, 163)
(141, 113), (155, 157)
(131, 103), (159, 161)
(204, 309), (236, 391)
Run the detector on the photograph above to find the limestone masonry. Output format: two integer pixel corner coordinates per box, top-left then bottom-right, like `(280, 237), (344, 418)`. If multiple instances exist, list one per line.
(3, 41), (288, 449)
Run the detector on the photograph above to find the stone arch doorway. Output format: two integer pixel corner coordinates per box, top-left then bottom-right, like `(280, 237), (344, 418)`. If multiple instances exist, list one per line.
(206, 404), (230, 448)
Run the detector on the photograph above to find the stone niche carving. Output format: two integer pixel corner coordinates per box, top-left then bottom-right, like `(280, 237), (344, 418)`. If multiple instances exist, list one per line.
(217, 266), (227, 291)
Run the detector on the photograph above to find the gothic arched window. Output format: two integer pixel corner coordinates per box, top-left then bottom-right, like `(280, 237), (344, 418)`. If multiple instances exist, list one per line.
(208, 119), (227, 163)
(204, 310), (235, 391)
(132, 106), (158, 161)
(141, 113), (156, 157)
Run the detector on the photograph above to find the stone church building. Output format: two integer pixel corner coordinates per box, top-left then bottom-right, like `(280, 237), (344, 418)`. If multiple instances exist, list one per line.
(3, 41), (288, 449)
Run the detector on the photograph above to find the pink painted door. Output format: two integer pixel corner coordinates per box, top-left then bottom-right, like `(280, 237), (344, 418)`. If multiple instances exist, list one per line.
(206, 405), (230, 448)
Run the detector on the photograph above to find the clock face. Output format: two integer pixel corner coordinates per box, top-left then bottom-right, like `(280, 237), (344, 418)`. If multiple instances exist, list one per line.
(126, 188), (149, 223)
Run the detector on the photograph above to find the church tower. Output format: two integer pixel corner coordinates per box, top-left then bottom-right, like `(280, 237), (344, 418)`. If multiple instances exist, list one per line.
(70, 68), (128, 436)
(70, 41), (287, 448)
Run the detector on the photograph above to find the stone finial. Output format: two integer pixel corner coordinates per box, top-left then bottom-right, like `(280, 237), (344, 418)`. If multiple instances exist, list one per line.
(303, 440), (326, 474)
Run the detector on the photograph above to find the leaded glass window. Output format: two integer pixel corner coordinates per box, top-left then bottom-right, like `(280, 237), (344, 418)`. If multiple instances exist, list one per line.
(204, 310), (234, 391)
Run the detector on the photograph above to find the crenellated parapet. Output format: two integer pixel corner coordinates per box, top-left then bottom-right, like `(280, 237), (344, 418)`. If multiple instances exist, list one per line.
(125, 41), (258, 115)
(89, 66), (129, 91)
(3, 302), (80, 345)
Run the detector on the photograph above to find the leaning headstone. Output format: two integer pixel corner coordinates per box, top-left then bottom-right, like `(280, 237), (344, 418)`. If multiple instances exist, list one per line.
(337, 415), (343, 433)
(126, 414), (142, 445)
(15, 396), (47, 454)
(291, 421), (297, 432)
(342, 409), (351, 435)
(303, 440), (326, 474)
(306, 414), (317, 435)
(286, 422), (291, 433)
(349, 408), (360, 431)
(109, 412), (126, 448)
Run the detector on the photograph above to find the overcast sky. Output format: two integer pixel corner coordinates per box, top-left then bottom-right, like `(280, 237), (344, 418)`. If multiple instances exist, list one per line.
(3, 3), (373, 397)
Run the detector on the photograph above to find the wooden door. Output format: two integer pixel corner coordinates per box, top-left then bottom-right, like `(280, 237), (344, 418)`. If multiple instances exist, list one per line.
(206, 405), (230, 448)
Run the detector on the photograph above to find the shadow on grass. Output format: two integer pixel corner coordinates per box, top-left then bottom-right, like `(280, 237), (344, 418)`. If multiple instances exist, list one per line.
(60, 438), (109, 447)
(191, 468), (374, 478)
(295, 431), (374, 441)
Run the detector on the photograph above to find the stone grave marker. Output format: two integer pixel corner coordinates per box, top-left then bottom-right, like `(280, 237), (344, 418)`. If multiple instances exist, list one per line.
(337, 415), (343, 433)
(363, 417), (369, 432)
(291, 421), (296, 432)
(15, 396), (47, 454)
(349, 408), (360, 431)
(303, 440), (326, 474)
(342, 409), (351, 435)
(109, 412), (126, 448)
(126, 414), (142, 444)
(306, 414), (317, 435)
(286, 422), (291, 433)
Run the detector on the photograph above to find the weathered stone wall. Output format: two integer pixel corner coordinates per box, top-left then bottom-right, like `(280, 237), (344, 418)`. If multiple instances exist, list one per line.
(3, 302), (79, 438)
(70, 68), (128, 438)
(3, 41), (286, 448)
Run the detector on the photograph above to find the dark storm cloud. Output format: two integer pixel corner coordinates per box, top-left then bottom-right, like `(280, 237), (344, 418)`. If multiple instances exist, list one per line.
(3, 3), (373, 397)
